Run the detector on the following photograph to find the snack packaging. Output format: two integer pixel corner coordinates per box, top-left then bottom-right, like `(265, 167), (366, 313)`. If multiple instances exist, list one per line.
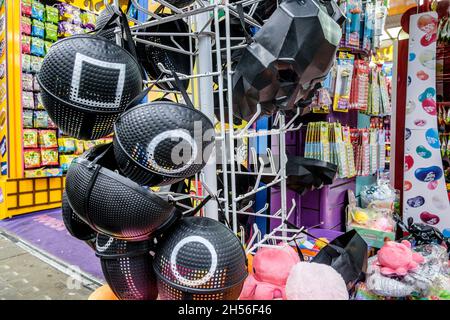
(60, 154), (77, 172)
(34, 93), (44, 110)
(23, 110), (34, 128)
(22, 0), (32, 17)
(58, 137), (76, 153)
(22, 73), (34, 91)
(45, 22), (58, 42)
(21, 16), (32, 35)
(31, 0), (45, 21)
(39, 129), (58, 148)
(40, 148), (59, 166)
(33, 110), (49, 128)
(45, 5), (59, 24)
(33, 74), (41, 92)
(21, 35), (31, 55)
(23, 129), (39, 148)
(30, 55), (44, 73)
(31, 37), (45, 57)
(31, 19), (45, 39)
(22, 91), (35, 109)
(22, 54), (32, 72)
(24, 148), (41, 169)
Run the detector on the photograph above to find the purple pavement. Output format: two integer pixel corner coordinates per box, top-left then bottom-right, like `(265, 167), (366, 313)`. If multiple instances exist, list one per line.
(0, 209), (103, 280)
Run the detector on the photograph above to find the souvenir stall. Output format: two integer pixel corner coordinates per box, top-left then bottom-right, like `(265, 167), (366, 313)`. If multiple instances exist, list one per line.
(0, 0), (449, 301)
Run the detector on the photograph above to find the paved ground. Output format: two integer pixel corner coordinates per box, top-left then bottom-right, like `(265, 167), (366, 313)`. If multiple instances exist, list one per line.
(0, 233), (96, 300)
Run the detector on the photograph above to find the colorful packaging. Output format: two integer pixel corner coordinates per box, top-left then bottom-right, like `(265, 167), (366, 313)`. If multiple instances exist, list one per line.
(30, 55), (44, 73)
(21, 16), (32, 35)
(58, 21), (73, 38)
(22, 54), (32, 72)
(23, 129), (39, 148)
(24, 149), (41, 169)
(21, 35), (31, 54)
(45, 5), (59, 24)
(44, 22), (58, 42)
(40, 148), (59, 166)
(21, 0), (32, 17)
(60, 154), (77, 172)
(33, 74), (41, 92)
(44, 40), (53, 54)
(31, 19), (45, 39)
(34, 93), (44, 109)
(58, 137), (76, 153)
(33, 110), (49, 128)
(31, 0), (45, 21)
(22, 73), (34, 91)
(39, 130), (58, 148)
(23, 110), (34, 128)
(22, 91), (35, 109)
(31, 37), (45, 57)
(74, 140), (84, 155)
(80, 12), (96, 30)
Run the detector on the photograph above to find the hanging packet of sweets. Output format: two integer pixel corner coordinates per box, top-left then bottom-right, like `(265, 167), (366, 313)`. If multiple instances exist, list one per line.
(333, 53), (355, 112)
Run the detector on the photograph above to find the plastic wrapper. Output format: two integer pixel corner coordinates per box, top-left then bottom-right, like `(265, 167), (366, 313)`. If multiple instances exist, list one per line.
(360, 179), (398, 209)
(44, 41), (52, 54)
(80, 12), (96, 30)
(22, 73), (34, 92)
(34, 93), (44, 109)
(45, 22), (58, 42)
(23, 129), (39, 148)
(22, 54), (32, 72)
(22, 0), (32, 17)
(31, 37), (45, 57)
(74, 140), (84, 155)
(24, 149), (41, 169)
(31, 0), (45, 21)
(21, 16), (32, 35)
(39, 130), (57, 148)
(365, 244), (450, 298)
(23, 110), (34, 128)
(58, 137), (76, 154)
(60, 154), (77, 172)
(31, 20), (45, 39)
(30, 56), (43, 73)
(22, 35), (31, 55)
(33, 74), (41, 92)
(33, 110), (49, 128)
(40, 148), (59, 166)
(22, 91), (34, 110)
(45, 5), (59, 24)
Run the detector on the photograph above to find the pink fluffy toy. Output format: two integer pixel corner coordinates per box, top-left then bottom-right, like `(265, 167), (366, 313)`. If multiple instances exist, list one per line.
(376, 240), (425, 276)
(239, 244), (300, 300)
(285, 262), (349, 300)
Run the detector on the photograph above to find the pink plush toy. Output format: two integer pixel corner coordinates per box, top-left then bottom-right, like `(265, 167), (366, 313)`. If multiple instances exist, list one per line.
(285, 262), (349, 300)
(377, 240), (425, 276)
(239, 244), (300, 300)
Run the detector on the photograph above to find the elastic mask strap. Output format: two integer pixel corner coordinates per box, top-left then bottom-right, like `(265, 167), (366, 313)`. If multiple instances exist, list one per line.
(171, 71), (195, 109)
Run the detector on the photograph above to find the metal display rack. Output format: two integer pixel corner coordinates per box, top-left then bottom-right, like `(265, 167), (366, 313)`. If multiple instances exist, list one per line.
(107, 0), (305, 251)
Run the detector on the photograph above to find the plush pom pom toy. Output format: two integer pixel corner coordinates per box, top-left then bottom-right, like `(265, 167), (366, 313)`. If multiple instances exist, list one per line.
(285, 262), (349, 300)
(240, 244), (300, 300)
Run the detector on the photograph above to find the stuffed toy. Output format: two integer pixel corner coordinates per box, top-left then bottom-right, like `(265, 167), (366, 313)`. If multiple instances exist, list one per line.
(285, 262), (349, 300)
(377, 240), (425, 276)
(239, 244), (300, 300)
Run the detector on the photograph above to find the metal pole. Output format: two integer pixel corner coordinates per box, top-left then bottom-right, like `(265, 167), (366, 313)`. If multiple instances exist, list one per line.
(279, 114), (287, 239)
(196, 1), (218, 220)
